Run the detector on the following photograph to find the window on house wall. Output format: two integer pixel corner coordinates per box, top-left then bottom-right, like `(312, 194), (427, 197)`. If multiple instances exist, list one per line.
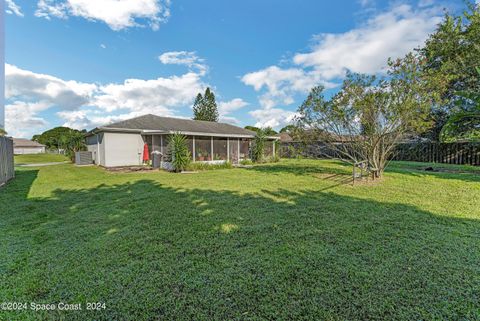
(213, 137), (228, 160)
(195, 136), (212, 161)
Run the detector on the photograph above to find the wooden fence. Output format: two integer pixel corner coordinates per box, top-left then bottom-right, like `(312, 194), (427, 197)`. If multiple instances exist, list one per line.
(0, 136), (15, 186)
(280, 141), (480, 166)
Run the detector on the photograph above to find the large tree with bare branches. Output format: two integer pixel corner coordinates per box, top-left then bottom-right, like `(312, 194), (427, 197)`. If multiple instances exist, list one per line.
(296, 54), (433, 179)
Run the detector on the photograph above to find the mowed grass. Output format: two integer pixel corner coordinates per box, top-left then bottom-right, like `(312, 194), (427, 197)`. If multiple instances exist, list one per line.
(14, 153), (69, 164)
(0, 159), (479, 320)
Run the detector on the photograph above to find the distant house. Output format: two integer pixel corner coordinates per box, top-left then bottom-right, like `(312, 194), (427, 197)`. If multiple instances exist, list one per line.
(13, 138), (46, 154)
(275, 132), (293, 142)
(86, 114), (277, 168)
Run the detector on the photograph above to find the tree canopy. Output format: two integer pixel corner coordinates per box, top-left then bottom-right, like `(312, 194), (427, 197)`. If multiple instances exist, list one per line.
(296, 54), (432, 178)
(193, 88), (219, 122)
(419, 3), (480, 141)
(32, 127), (86, 151)
(245, 126), (277, 135)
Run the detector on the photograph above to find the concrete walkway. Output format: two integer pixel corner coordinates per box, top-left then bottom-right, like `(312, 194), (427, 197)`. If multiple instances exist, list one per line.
(16, 161), (70, 167)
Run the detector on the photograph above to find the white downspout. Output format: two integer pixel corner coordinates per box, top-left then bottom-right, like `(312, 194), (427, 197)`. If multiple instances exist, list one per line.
(96, 133), (101, 165)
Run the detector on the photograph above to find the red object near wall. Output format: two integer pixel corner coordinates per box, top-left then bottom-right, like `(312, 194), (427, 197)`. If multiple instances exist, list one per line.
(143, 143), (150, 161)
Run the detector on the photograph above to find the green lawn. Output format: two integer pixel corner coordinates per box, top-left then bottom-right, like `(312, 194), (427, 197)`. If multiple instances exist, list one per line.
(1, 159), (479, 320)
(14, 153), (69, 164)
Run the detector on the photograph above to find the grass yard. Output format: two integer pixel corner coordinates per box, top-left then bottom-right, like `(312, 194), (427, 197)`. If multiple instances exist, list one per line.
(1, 159), (479, 320)
(14, 153), (69, 164)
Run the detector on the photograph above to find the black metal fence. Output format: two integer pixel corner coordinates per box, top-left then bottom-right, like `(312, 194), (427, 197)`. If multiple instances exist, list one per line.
(280, 141), (480, 166)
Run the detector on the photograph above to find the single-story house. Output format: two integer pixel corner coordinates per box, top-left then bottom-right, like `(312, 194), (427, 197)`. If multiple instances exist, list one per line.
(13, 138), (46, 154)
(86, 114), (277, 168)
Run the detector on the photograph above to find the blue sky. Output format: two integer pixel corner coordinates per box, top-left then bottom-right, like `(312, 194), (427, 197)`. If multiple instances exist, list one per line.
(4, 0), (466, 138)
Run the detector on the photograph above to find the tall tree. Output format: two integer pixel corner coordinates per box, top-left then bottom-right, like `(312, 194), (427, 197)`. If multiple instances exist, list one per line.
(192, 87), (219, 122)
(419, 3), (480, 140)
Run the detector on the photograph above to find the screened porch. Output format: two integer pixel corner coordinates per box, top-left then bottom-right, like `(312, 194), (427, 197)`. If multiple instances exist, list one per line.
(142, 134), (276, 164)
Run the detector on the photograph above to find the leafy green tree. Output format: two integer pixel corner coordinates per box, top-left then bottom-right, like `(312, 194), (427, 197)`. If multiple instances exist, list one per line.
(32, 127), (84, 150)
(419, 3), (480, 140)
(279, 125), (296, 133)
(167, 133), (191, 172)
(296, 54), (432, 179)
(245, 126), (277, 135)
(244, 126), (260, 133)
(0, 128), (7, 136)
(441, 83), (480, 142)
(251, 128), (268, 163)
(193, 88), (219, 122)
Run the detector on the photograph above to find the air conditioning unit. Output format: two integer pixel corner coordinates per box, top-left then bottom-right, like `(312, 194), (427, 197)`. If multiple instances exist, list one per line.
(75, 151), (93, 166)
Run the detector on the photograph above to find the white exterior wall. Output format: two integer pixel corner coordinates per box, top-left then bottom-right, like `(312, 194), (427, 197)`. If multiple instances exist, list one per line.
(14, 147), (45, 154)
(86, 133), (106, 166)
(103, 132), (144, 167)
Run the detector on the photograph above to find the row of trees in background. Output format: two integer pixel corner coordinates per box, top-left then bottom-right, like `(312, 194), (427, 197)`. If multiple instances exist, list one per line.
(294, 3), (479, 179)
(32, 126), (86, 160)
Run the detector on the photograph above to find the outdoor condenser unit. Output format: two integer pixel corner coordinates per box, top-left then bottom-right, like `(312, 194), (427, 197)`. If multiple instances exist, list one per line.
(75, 151), (93, 166)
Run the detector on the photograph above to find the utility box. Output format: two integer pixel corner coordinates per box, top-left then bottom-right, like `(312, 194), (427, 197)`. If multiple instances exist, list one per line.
(75, 151), (93, 166)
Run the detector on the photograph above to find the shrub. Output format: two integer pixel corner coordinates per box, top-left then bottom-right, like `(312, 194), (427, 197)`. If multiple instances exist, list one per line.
(251, 128), (268, 162)
(167, 133), (191, 172)
(186, 162), (232, 171)
(239, 159), (254, 166)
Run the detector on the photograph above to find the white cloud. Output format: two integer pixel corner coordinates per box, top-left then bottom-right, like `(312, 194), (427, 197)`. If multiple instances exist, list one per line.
(241, 4), (443, 129)
(5, 63), (208, 137)
(5, 64), (97, 110)
(5, 0), (24, 16)
(94, 72), (205, 113)
(5, 101), (50, 138)
(293, 4), (442, 80)
(249, 107), (298, 129)
(218, 98), (248, 115)
(358, 0), (374, 8)
(418, 0), (435, 7)
(159, 51), (207, 75)
(217, 98), (249, 125)
(242, 66), (336, 109)
(35, 0), (171, 31)
(100, 43), (107, 49)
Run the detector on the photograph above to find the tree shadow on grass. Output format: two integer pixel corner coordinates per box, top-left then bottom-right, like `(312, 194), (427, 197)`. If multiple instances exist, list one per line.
(0, 171), (479, 320)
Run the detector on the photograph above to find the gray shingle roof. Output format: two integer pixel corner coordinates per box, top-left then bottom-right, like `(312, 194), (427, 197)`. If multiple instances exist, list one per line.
(13, 138), (45, 147)
(101, 114), (256, 137)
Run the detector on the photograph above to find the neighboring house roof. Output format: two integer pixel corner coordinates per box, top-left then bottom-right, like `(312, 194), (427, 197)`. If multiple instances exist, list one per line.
(275, 132), (293, 142)
(13, 138), (45, 148)
(89, 114), (257, 138)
